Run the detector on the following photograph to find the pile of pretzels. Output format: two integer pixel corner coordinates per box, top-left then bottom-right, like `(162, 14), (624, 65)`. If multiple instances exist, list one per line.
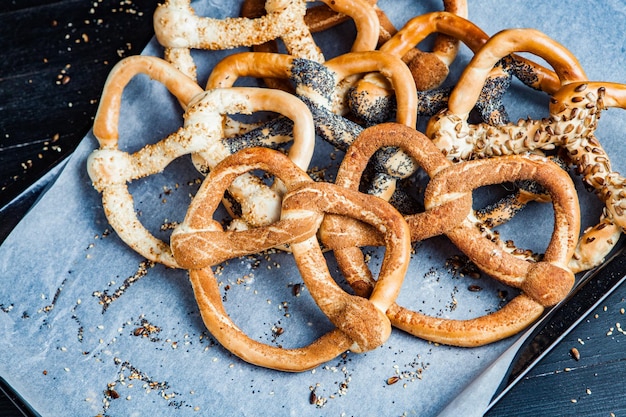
(86, 0), (626, 372)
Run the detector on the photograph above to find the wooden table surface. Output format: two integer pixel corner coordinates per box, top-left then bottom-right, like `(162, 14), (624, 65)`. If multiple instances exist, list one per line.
(1, 1), (625, 416)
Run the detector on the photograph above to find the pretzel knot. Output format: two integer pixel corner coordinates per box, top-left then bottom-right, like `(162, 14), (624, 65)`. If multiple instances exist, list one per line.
(171, 147), (411, 370)
(321, 123), (580, 346)
(87, 55), (315, 268)
(425, 28), (625, 272)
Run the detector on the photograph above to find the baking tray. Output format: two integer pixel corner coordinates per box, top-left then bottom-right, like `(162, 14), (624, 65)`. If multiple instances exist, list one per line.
(1, 1), (625, 416)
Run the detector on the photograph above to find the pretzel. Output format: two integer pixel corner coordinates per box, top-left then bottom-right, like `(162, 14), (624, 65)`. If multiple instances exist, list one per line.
(321, 123), (580, 346)
(171, 147), (411, 371)
(348, 12), (562, 126)
(87, 55), (315, 267)
(154, 0), (379, 83)
(205, 50), (420, 203)
(303, 0), (396, 41)
(426, 29), (624, 271)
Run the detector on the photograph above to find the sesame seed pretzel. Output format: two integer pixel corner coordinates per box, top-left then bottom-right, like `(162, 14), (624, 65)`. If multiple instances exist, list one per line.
(170, 147), (411, 371)
(321, 123), (580, 346)
(154, 0), (379, 83)
(426, 28), (623, 271)
(87, 55), (315, 267)
(306, 0), (469, 81)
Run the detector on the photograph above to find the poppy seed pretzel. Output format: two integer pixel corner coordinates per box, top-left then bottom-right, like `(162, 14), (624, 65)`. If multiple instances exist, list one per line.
(321, 123), (580, 346)
(379, 13), (560, 94)
(205, 50), (420, 204)
(426, 29), (623, 271)
(349, 12), (562, 126)
(154, 0), (380, 83)
(88, 55), (315, 267)
(171, 147), (412, 371)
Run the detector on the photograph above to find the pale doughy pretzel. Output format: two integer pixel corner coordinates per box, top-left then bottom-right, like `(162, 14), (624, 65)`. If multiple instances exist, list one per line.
(154, 0), (379, 83)
(321, 123), (580, 346)
(154, 0), (312, 81)
(426, 29), (623, 271)
(87, 55), (315, 267)
(171, 147), (411, 370)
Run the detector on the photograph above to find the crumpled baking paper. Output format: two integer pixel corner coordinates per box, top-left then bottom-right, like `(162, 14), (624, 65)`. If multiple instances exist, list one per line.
(1, 0), (625, 416)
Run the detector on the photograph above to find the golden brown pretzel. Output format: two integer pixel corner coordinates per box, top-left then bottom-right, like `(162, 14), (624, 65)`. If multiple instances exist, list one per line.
(171, 147), (411, 370)
(426, 29), (623, 272)
(347, 12), (564, 131)
(87, 55), (315, 267)
(442, 29), (585, 121)
(379, 12), (559, 93)
(349, 12), (563, 126)
(172, 147), (341, 371)
(170, 147), (316, 269)
(320, 123), (467, 247)
(322, 123), (580, 346)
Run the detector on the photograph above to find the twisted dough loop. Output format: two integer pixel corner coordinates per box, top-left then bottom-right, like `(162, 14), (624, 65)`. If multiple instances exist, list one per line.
(426, 156), (580, 305)
(380, 12), (559, 93)
(349, 12), (563, 128)
(321, 122), (468, 247)
(154, 0), (314, 80)
(322, 123), (580, 346)
(88, 56), (316, 267)
(206, 50), (417, 127)
(171, 147), (411, 370)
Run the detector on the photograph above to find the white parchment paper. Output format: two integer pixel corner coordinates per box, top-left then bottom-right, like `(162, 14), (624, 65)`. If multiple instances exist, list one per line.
(1, 1), (625, 416)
